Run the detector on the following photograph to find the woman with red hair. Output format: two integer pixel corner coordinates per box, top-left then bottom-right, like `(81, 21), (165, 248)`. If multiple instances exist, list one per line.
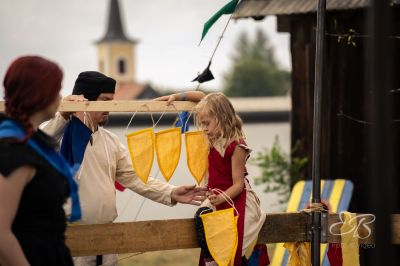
(0, 55), (77, 265)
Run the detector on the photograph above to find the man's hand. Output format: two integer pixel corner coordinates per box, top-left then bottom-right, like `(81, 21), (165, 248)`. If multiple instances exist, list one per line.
(60, 94), (88, 120)
(171, 185), (207, 205)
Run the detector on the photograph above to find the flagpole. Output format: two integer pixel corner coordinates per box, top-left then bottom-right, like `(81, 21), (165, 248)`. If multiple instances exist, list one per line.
(311, 0), (326, 265)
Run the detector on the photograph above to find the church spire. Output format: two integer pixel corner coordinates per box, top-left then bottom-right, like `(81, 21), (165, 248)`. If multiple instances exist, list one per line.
(97, 0), (136, 43)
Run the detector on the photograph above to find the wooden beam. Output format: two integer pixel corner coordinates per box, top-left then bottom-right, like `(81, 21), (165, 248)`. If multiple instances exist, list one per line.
(67, 219), (198, 256)
(66, 212), (396, 256)
(0, 97), (291, 113)
(0, 101), (197, 113)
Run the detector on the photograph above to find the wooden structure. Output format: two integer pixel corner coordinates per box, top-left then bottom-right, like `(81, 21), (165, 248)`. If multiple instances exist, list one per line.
(1, 99), (399, 261)
(67, 212), (400, 256)
(0, 97), (290, 113)
(235, 0), (400, 214)
(0, 100), (196, 113)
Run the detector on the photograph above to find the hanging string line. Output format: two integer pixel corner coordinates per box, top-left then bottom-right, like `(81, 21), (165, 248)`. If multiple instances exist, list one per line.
(119, 2), (242, 247)
(125, 104), (155, 134)
(337, 110), (370, 125)
(170, 103), (186, 128)
(194, 1), (241, 92)
(337, 110), (400, 124)
(133, 169), (162, 221)
(326, 32), (400, 40)
(153, 103), (183, 128)
(118, 252), (145, 261)
(124, 105), (182, 223)
(117, 169), (162, 227)
(184, 109), (196, 131)
(208, 13), (234, 64)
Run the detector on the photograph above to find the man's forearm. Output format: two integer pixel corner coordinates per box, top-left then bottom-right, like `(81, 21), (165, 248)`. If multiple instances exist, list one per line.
(41, 112), (69, 142)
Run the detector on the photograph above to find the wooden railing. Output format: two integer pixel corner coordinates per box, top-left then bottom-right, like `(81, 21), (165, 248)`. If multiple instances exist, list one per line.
(0, 100), (197, 113)
(0, 98), (291, 113)
(66, 212), (400, 256)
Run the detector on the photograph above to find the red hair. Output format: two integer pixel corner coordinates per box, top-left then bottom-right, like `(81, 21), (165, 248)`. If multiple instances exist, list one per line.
(3, 55), (63, 137)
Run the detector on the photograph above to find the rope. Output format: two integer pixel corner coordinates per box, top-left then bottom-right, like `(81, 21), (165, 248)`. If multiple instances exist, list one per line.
(153, 106), (168, 128)
(125, 104), (155, 134)
(119, 104), (180, 221)
(117, 4), (243, 260)
(183, 109), (195, 133)
(118, 252), (145, 261)
(300, 202), (327, 214)
(210, 188), (239, 216)
(208, 13), (234, 64)
(193, 0), (241, 91)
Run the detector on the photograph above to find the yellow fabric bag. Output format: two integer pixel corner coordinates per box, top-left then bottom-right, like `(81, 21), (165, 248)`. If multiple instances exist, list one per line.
(155, 128), (181, 182)
(126, 128), (155, 184)
(201, 208), (238, 266)
(340, 212), (360, 266)
(185, 130), (208, 184)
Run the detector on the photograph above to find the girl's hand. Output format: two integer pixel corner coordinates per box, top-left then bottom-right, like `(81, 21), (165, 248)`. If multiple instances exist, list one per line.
(153, 95), (176, 106)
(207, 192), (225, 206)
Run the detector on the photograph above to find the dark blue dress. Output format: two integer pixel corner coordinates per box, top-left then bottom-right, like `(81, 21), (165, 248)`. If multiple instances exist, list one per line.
(0, 118), (73, 266)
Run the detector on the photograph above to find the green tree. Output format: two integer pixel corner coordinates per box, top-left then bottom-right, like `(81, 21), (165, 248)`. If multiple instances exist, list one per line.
(251, 137), (308, 209)
(223, 28), (290, 97)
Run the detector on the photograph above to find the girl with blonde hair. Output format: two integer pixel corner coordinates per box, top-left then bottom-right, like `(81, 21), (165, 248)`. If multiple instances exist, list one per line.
(195, 92), (269, 266)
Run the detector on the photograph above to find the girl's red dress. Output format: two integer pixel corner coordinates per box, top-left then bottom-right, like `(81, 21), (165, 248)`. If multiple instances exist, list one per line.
(207, 139), (248, 266)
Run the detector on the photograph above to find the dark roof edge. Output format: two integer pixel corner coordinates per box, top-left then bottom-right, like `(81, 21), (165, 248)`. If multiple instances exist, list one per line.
(234, 0), (399, 19)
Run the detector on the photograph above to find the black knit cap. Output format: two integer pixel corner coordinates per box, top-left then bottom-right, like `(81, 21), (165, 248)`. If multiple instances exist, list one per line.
(72, 71), (116, 101)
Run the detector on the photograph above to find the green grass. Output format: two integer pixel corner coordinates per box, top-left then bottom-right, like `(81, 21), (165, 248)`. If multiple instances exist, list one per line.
(117, 249), (201, 266)
(117, 244), (275, 265)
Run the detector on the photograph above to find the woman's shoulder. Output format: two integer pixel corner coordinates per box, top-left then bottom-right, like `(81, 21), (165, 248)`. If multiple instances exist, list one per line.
(0, 139), (40, 177)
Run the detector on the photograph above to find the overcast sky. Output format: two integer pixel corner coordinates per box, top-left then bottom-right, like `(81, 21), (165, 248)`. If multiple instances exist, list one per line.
(0, 0), (291, 98)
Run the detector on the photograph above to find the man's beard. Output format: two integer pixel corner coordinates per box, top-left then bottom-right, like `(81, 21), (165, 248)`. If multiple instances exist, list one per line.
(98, 116), (109, 126)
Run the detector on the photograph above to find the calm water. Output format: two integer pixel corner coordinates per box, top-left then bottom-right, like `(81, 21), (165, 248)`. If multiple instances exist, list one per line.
(106, 122), (290, 222)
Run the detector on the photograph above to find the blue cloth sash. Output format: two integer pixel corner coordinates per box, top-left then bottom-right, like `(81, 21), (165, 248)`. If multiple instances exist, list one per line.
(60, 116), (92, 166)
(0, 119), (81, 222)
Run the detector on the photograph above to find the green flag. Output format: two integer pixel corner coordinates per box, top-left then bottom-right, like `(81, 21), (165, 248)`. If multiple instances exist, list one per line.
(200, 0), (239, 43)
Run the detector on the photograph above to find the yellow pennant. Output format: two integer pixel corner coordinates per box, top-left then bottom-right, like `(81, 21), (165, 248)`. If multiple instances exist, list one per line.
(126, 128), (155, 184)
(341, 212), (360, 266)
(283, 242), (311, 266)
(201, 208), (238, 266)
(185, 130), (208, 184)
(155, 128), (182, 182)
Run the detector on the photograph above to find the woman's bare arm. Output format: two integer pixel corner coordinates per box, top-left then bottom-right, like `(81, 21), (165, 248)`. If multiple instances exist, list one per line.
(0, 166), (35, 266)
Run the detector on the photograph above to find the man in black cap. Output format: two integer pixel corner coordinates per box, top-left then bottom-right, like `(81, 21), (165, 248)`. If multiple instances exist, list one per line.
(43, 71), (206, 266)
(62, 71), (115, 127)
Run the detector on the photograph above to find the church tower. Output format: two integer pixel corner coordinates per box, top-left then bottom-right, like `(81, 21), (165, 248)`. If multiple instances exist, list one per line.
(96, 0), (137, 83)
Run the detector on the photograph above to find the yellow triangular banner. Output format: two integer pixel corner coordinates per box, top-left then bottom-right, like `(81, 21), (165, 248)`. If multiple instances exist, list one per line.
(155, 128), (181, 182)
(126, 128), (155, 184)
(185, 130), (208, 184)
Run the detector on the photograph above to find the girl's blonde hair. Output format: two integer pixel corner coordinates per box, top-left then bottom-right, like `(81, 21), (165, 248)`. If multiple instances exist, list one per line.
(195, 92), (245, 147)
